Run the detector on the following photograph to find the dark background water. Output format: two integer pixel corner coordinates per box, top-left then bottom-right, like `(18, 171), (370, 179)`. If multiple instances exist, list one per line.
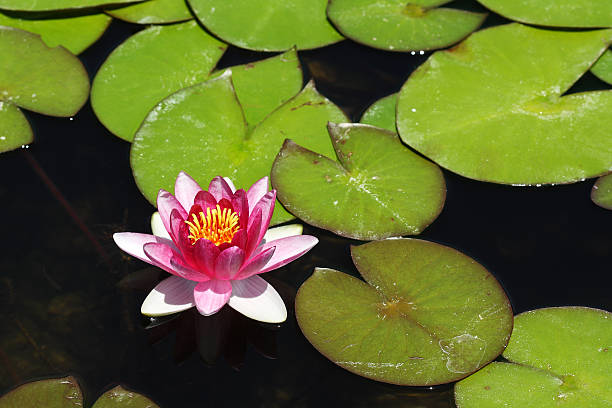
(1, 3), (611, 407)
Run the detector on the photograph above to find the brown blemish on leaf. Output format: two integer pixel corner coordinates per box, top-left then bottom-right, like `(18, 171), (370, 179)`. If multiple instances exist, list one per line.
(290, 101), (325, 111)
(245, 63), (255, 69)
(325, 175), (332, 182)
(484, 385), (491, 390)
(313, 160), (319, 164)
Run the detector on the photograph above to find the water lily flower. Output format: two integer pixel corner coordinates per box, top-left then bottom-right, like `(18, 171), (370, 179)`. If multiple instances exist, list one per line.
(113, 172), (318, 323)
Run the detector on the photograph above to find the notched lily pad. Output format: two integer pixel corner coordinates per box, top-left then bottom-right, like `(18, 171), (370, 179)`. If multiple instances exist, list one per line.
(296, 239), (513, 385)
(397, 23), (612, 185)
(106, 0), (193, 24)
(271, 123), (445, 240)
(592, 49), (612, 85)
(327, 0), (486, 52)
(0, 0), (142, 11)
(359, 93), (397, 132)
(592, 173), (612, 209)
(455, 307), (612, 407)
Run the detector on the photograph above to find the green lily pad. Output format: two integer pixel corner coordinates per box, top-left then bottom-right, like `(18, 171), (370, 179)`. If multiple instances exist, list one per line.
(327, 0), (486, 52)
(0, 101), (32, 153)
(271, 123), (445, 240)
(0, 0), (142, 11)
(187, 0), (344, 51)
(91, 20), (227, 142)
(296, 239), (513, 385)
(0, 376), (83, 408)
(131, 67), (347, 225)
(455, 307), (612, 407)
(592, 49), (612, 85)
(359, 93), (397, 132)
(397, 23), (612, 185)
(0, 11), (111, 54)
(91, 386), (159, 408)
(476, 0), (612, 28)
(106, 0), (193, 24)
(592, 173), (612, 210)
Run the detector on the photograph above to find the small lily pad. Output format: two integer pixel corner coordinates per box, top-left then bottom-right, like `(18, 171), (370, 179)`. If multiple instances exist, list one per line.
(592, 49), (612, 85)
(187, 0), (344, 51)
(0, 377), (82, 407)
(271, 123), (445, 240)
(455, 307), (612, 407)
(91, 20), (227, 141)
(0, 101), (32, 153)
(106, 0), (193, 24)
(0, 10), (111, 54)
(592, 173), (612, 210)
(397, 23), (612, 185)
(359, 93), (397, 132)
(327, 0), (486, 52)
(91, 386), (159, 408)
(296, 239), (513, 385)
(476, 0), (612, 28)
(0, 0), (142, 11)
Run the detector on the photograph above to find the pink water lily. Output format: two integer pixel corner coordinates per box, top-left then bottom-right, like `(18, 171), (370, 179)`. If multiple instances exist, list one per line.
(113, 172), (318, 323)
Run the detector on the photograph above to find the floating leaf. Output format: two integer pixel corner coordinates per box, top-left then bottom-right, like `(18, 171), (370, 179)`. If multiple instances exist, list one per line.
(106, 0), (193, 24)
(187, 0), (344, 51)
(327, 0), (486, 52)
(592, 173), (612, 210)
(0, 0), (141, 11)
(296, 239), (513, 385)
(91, 21), (227, 142)
(397, 23), (612, 185)
(359, 93), (397, 132)
(0, 376), (82, 408)
(455, 307), (612, 407)
(271, 123), (445, 240)
(592, 49), (612, 85)
(0, 101), (32, 153)
(91, 386), (159, 408)
(0, 11), (111, 54)
(476, 0), (612, 28)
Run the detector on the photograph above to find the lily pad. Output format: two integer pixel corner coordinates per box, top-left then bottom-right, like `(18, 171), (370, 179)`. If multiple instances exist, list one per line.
(91, 20), (227, 142)
(327, 0), (486, 52)
(271, 123), (445, 240)
(91, 386), (159, 408)
(0, 376), (82, 408)
(0, 11), (111, 54)
(296, 239), (513, 385)
(592, 173), (612, 209)
(0, 101), (32, 153)
(455, 307), (612, 407)
(187, 0), (344, 51)
(476, 0), (612, 28)
(106, 0), (193, 24)
(592, 49), (612, 85)
(131, 67), (347, 225)
(0, 0), (142, 11)
(359, 93), (397, 132)
(397, 23), (612, 185)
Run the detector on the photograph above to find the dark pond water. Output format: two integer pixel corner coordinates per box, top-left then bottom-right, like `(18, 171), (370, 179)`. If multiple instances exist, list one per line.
(1, 4), (611, 407)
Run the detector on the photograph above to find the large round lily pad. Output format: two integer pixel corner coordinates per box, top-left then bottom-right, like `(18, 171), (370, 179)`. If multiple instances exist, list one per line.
(397, 23), (612, 185)
(476, 0), (612, 28)
(106, 0), (193, 24)
(592, 173), (612, 210)
(271, 123), (445, 240)
(0, 0), (142, 11)
(0, 376), (82, 408)
(296, 239), (513, 385)
(327, 0), (486, 52)
(359, 93), (397, 132)
(187, 0), (344, 51)
(91, 21), (227, 142)
(592, 49), (612, 85)
(0, 11), (111, 54)
(455, 307), (612, 407)
(0, 101), (32, 153)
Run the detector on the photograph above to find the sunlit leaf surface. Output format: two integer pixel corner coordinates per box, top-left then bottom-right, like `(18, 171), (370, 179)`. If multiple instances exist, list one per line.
(397, 23), (612, 185)
(592, 49), (612, 85)
(359, 93), (397, 132)
(296, 239), (513, 385)
(455, 307), (612, 407)
(0, 376), (82, 408)
(592, 173), (612, 209)
(106, 0), (193, 24)
(0, 0), (141, 11)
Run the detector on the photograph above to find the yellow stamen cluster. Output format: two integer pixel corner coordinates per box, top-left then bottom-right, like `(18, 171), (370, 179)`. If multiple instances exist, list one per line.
(185, 204), (240, 246)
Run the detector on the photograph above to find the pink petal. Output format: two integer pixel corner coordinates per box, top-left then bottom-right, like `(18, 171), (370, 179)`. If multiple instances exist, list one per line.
(193, 190), (217, 213)
(143, 242), (209, 282)
(174, 171), (203, 211)
(223, 177), (236, 193)
(169, 209), (186, 244)
(228, 275), (286, 323)
(113, 232), (175, 265)
(234, 246), (275, 280)
(245, 209), (263, 257)
(214, 246), (245, 280)
(208, 176), (234, 202)
(194, 280), (232, 315)
(249, 190), (276, 247)
(157, 189), (187, 235)
(193, 238), (221, 277)
(246, 176), (269, 214)
(231, 189), (249, 228)
(141, 276), (196, 316)
(230, 228), (247, 250)
(257, 235), (319, 274)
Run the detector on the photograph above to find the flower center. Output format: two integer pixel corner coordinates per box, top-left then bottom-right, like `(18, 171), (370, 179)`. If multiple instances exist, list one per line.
(185, 204), (240, 246)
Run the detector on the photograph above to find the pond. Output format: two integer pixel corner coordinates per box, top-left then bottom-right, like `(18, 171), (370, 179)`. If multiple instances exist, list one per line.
(1, 2), (611, 407)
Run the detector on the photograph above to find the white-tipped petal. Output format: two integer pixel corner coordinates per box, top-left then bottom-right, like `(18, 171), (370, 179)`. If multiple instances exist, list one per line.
(223, 177), (236, 193)
(151, 212), (171, 239)
(262, 224), (303, 244)
(141, 276), (196, 317)
(228, 276), (287, 323)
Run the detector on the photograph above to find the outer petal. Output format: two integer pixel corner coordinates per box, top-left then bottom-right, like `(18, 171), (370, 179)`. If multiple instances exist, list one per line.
(228, 275), (287, 323)
(245, 209), (263, 257)
(208, 176), (234, 202)
(141, 276), (196, 316)
(175, 171), (203, 210)
(193, 280), (232, 316)
(257, 235), (319, 274)
(246, 176), (269, 214)
(113, 232), (174, 265)
(143, 242), (209, 282)
(234, 246), (275, 280)
(150, 212), (171, 240)
(262, 224), (303, 244)
(249, 190), (276, 247)
(157, 189), (187, 234)
(223, 177), (236, 193)
(214, 246), (245, 280)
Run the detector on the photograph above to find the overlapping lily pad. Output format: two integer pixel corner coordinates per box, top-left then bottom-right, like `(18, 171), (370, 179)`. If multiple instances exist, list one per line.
(296, 239), (513, 385)
(271, 123), (445, 240)
(188, 0), (344, 51)
(592, 49), (612, 85)
(455, 307), (612, 407)
(327, 0), (486, 52)
(397, 23), (612, 185)
(106, 0), (193, 24)
(0, 26), (89, 153)
(592, 174), (612, 209)
(0, 0), (142, 11)
(476, 0), (612, 28)
(91, 20), (227, 142)
(0, 11), (111, 54)
(131, 61), (347, 225)
(359, 93), (397, 132)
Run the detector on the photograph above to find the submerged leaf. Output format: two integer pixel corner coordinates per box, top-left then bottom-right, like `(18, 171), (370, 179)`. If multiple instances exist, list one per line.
(0, 376), (82, 408)
(592, 173), (612, 210)
(91, 386), (159, 408)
